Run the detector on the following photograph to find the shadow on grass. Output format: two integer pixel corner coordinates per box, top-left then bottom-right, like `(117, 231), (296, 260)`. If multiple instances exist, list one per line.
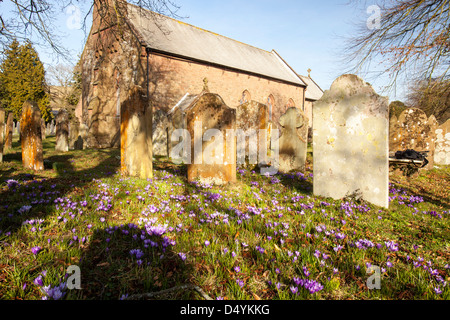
(0, 137), (121, 238)
(71, 226), (195, 300)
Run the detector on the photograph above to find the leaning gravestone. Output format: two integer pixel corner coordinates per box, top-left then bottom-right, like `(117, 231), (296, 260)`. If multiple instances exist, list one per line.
(390, 108), (437, 168)
(55, 109), (69, 152)
(184, 92), (236, 185)
(278, 107), (308, 173)
(434, 119), (450, 165)
(236, 100), (270, 167)
(313, 74), (389, 208)
(0, 108), (4, 162)
(4, 113), (13, 151)
(152, 109), (170, 157)
(120, 86), (153, 179)
(20, 100), (44, 171)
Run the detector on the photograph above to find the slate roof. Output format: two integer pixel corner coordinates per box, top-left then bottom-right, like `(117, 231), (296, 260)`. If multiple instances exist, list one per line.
(126, 3), (306, 87)
(299, 75), (323, 101)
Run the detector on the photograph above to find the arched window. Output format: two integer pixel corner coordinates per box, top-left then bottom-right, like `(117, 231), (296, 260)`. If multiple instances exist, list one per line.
(267, 94), (275, 121)
(240, 90), (251, 104)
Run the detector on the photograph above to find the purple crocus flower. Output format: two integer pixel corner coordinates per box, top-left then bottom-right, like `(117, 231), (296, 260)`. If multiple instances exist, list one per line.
(31, 246), (41, 255)
(34, 275), (44, 286)
(178, 252), (187, 261)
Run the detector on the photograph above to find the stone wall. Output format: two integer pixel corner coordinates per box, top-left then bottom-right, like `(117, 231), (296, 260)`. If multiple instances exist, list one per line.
(145, 52), (305, 128)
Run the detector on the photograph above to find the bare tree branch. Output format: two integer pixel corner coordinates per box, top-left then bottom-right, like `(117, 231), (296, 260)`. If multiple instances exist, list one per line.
(344, 0), (450, 91)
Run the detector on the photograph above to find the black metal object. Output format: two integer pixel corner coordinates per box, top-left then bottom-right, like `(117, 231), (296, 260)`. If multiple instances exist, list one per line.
(394, 149), (429, 168)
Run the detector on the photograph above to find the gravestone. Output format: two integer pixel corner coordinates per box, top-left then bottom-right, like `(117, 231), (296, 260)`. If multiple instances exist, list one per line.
(313, 74), (389, 208)
(389, 108), (437, 168)
(20, 100), (44, 171)
(0, 108), (4, 162)
(4, 113), (13, 151)
(278, 107), (308, 173)
(168, 93), (198, 157)
(236, 100), (270, 167)
(41, 119), (46, 140)
(184, 92), (236, 185)
(55, 109), (69, 152)
(50, 120), (55, 135)
(46, 123), (51, 136)
(69, 119), (83, 150)
(120, 86), (153, 179)
(434, 119), (450, 165)
(152, 109), (170, 157)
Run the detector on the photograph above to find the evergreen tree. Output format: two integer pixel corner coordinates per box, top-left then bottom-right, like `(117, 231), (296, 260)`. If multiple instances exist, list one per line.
(0, 39), (52, 121)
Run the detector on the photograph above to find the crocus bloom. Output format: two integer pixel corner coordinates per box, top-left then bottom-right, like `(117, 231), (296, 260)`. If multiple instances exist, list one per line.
(31, 246), (41, 255)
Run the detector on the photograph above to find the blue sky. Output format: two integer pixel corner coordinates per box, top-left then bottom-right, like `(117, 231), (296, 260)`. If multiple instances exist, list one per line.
(1, 0), (407, 102)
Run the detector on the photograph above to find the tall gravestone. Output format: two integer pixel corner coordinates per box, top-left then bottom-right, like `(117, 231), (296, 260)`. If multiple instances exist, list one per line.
(55, 109), (69, 152)
(389, 108), (437, 169)
(184, 92), (236, 185)
(278, 107), (308, 173)
(236, 100), (270, 167)
(434, 119), (450, 165)
(21, 100), (44, 171)
(4, 113), (13, 151)
(0, 108), (4, 162)
(313, 74), (389, 208)
(120, 86), (153, 179)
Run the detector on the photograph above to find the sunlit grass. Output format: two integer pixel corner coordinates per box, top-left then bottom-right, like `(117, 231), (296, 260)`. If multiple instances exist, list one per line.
(0, 135), (448, 300)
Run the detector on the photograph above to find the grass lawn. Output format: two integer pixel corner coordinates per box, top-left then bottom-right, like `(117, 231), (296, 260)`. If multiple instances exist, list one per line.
(0, 135), (449, 300)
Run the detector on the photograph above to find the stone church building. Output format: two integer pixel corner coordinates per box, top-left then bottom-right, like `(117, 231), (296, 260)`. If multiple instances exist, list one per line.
(79, 0), (322, 148)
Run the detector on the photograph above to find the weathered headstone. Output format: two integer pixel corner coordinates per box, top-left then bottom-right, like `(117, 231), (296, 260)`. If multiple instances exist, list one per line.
(236, 100), (270, 167)
(41, 119), (46, 140)
(184, 92), (236, 185)
(69, 119), (83, 150)
(389, 108), (437, 168)
(313, 74), (389, 208)
(434, 119), (450, 165)
(278, 107), (308, 173)
(20, 100), (44, 171)
(120, 86), (153, 178)
(168, 93), (198, 157)
(55, 109), (69, 152)
(4, 113), (13, 151)
(0, 108), (4, 162)
(50, 120), (55, 135)
(152, 109), (170, 157)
